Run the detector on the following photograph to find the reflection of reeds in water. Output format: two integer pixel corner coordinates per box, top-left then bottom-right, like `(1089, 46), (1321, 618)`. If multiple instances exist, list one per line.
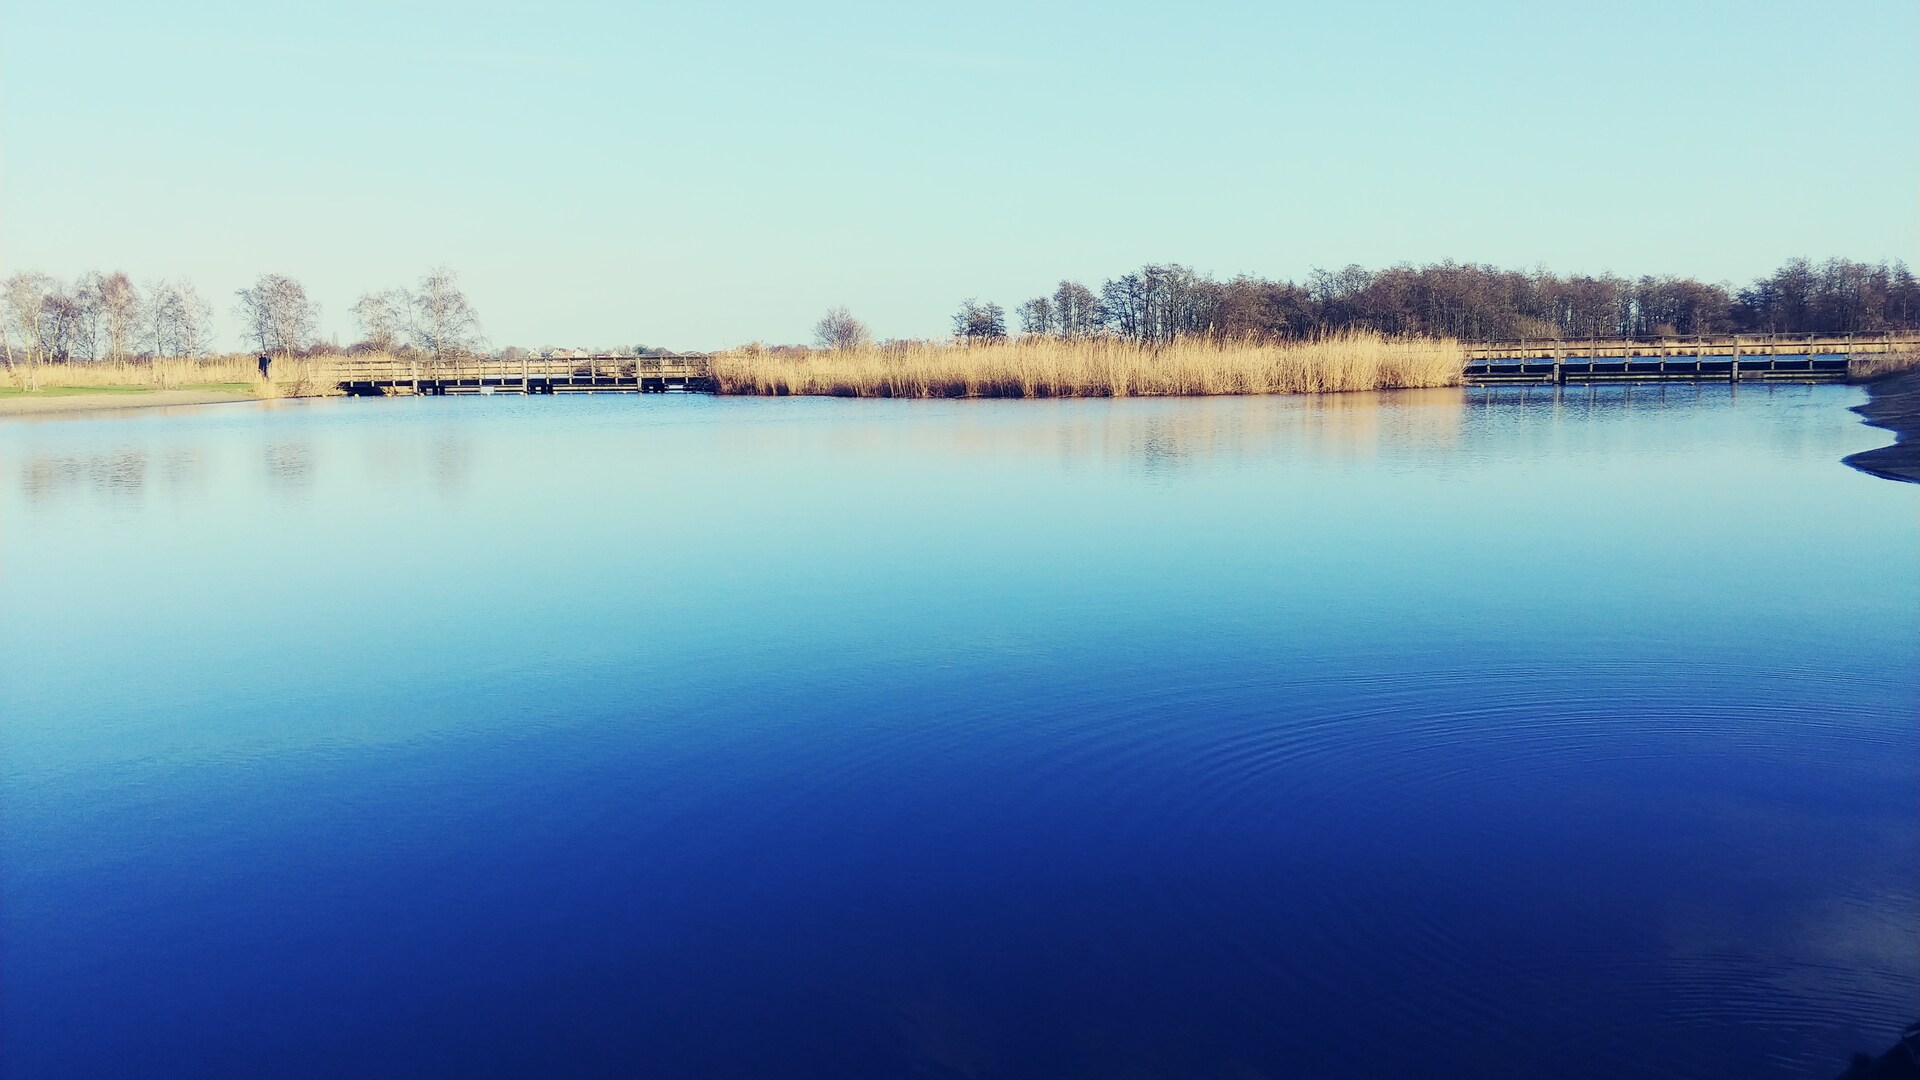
(699, 388), (1469, 473)
(713, 334), (1465, 398)
(953, 390), (1468, 469)
(21, 451), (150, 503)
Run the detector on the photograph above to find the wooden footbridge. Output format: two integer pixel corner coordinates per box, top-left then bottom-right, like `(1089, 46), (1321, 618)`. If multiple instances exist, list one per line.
(1463, 332), (1919, 384)
(329, 354), (714, 396)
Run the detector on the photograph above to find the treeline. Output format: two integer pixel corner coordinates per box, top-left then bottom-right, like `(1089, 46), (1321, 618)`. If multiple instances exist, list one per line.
(0, 268), (484, 364)
(992, 257), (1920, 344)
(2, 271), (215, 362)
(10, 257), (1915, 366)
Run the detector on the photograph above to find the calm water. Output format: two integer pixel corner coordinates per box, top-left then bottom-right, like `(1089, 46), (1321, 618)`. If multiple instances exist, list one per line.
(3, 385), (1916, 1079)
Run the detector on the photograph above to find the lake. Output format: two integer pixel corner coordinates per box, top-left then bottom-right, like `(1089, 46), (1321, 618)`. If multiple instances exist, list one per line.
(3, 384), (1915, 1079)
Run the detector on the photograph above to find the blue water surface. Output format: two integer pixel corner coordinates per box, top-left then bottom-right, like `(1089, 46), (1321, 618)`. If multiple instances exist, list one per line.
(3, 383), (1915, 1079)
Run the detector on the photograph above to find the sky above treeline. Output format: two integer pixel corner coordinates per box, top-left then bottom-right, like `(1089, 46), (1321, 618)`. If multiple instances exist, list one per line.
(3, 0), (1916, 352)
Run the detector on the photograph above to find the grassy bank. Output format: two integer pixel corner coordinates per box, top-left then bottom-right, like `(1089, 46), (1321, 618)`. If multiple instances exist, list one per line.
(712, 334), (1465, 398)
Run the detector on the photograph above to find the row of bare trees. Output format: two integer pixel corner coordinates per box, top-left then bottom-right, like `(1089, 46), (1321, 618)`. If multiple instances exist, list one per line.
(349, 269), (484, 362)
(953, 299), (1008, 342)
(2, 271), (217, 366)
(0, 267), (486, 369)
(1015, 282), (1100, 340)
(994, 257), (1920, 345)
(803, 257), (1918, 354)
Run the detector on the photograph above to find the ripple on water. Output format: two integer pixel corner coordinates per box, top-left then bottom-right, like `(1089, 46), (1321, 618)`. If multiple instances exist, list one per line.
(904, 657), (1918, 1073)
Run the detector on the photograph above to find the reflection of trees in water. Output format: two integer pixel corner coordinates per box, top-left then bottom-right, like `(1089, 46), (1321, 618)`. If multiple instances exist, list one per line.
(263, 443), (315, 491)
(20, 451), (148, 504)
(19, 447), (207, 505)
(434, 437), (471, 491)
(353, 434), (472, 494)
(160, 449), (204, 495)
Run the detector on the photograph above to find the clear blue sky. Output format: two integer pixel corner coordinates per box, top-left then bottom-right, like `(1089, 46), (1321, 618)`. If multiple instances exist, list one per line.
(3, 0), (1915, 351)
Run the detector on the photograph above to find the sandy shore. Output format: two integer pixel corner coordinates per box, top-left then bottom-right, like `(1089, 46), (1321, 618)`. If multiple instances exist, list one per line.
(1844, 371), (1920, 484)
(0, 388), (261, 418)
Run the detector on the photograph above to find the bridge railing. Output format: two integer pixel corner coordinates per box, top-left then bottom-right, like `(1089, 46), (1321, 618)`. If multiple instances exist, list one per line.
(1463, 333), (1920, 362)
(320, 354), (713, 384)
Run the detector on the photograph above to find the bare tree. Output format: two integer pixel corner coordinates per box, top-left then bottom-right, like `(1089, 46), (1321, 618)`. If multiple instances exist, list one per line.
(952, 299), (1007, 343)
(73, 273), (108, 360)
(351, 288), (409, 353)
(235, 273), (318, 358)
(1016, 296), (1056, 336)
(70, 273), (141, 361)
(1052, 281), (1101, 338)
(1099, 264), (1214, 344)
(141, 280), (178, 357)
(145, 279), (214, 358)
(176, 281), (214, 358)
(408, 267), (483, 361)
(97, 273), (141, 360)
(39, 290), (83, 361)
(812, 305), (870, 351)
(2, 272), (55, 381)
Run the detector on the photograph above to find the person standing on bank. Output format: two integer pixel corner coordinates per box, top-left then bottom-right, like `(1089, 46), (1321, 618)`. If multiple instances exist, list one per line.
(258, 353), (271, 379)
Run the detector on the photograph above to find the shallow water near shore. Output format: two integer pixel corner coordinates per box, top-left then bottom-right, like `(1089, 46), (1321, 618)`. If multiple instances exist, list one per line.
(3, 384), (1916, 1079)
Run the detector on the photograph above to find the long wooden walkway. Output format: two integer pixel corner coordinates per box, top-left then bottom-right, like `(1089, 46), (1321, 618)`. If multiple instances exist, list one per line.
(329, 354), (714, 396)
(321, 334), (1917, 395)
(1464, 332), (1918, 384)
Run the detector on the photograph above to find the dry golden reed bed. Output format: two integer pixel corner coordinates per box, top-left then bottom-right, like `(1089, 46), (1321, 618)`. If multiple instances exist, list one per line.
(5, 339), (1468, 402)
(712, 334), (1465, 398)
(1848, 349), (1920, 382)
(0, 355), (350, 398)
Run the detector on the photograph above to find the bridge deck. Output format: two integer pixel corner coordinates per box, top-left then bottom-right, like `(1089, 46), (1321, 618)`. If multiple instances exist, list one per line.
(328, 355), (714, 396)
(1466, 353), (1850, 383)
(1462, 333), (1915, 383)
